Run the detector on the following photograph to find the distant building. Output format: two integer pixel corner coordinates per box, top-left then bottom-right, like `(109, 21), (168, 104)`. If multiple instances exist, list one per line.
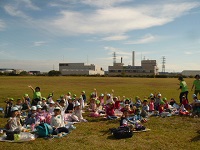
(13, 69), (24, 74)
(108, 51), (159, 76)
(29, 71), (41, 75)
(182, 70), (200, 76)
(0, 68), (14, 73)
(59, 63), (104, 75)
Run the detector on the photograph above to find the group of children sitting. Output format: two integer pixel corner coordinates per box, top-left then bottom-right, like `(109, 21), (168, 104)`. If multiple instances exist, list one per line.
(2, 85), (200, 140)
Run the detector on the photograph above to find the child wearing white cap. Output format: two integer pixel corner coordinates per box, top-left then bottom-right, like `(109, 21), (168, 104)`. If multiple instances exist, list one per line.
(50, 107), (69, 135)
(71, 102), (87, 122)
(7, 107), (23, 131)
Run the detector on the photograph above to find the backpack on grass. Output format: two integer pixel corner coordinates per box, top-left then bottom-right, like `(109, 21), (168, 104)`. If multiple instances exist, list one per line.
(110, 126), (133, 139)
(36, 123), (53, 137)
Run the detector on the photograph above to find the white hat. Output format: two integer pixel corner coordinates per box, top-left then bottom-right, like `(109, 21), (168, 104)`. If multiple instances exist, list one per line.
(54, 107), (61, 110)
(49, 100), (55, 104)
(31, 106), (37, 111)
(11, 107), (18, 112)
(37, 105), (42, 109)
(107, 94), (111, 97)
(192, 94), (197, 98)
(157, 93), (162, 97)
(100, 93), (104, 97)
(150, 93), (154, 97)
(75, 102), (80, 107)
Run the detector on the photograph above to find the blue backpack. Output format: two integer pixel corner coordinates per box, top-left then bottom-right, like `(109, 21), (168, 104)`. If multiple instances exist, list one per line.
(36, 123), (53, 137)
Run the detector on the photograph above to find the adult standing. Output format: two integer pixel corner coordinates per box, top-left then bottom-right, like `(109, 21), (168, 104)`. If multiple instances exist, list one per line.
(177, 76), (188, 104)
(191, 74), (200, 98)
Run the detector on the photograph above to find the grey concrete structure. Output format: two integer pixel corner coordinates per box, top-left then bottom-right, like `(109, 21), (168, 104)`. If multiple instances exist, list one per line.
(59, 63), (104, 75)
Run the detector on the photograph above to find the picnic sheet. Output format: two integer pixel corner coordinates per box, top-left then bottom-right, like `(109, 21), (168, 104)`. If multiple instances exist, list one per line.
(0, 132), (36, 143)
(132, 128), (151, 133)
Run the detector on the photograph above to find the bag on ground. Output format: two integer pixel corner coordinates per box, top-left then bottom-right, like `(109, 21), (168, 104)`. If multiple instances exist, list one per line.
(36, 123), (53, 137)
(110, 126), (133, 139)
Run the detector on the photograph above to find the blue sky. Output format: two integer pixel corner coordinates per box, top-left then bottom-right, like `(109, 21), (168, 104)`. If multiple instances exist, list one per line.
(0, 0), (200, 72)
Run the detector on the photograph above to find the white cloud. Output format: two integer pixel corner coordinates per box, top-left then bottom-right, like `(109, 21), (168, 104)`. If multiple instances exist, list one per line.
(125, 34), (157, 44)
(184, 51), (200, 55)
(81, 0), (131, 8)
(49, 1), (199, 36)
(104, 46), (131, 61)
(33, 41), (47, 47)
(102, 34), (129, 41)
(20, 0), (40, 10)
(0, 20), (6, 31)
(4, 5), (28, 19)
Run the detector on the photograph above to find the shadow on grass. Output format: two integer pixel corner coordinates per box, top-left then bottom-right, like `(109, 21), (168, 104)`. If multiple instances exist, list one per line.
(190, 130), (200, 142)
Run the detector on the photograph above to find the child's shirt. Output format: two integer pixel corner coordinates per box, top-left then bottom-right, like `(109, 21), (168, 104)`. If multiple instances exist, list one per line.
(72, 109), (83, 120)
(33, 91), (41, 100)
(114, 100), (121, 109)
(8, 117), (22, 131)
(182, 99), (188, 107)
(149, 101), (154, 111)
(50, 115), (65, 128)
(120, 117), (128, 126)
(158, 105), (164, 114)
(106, 105), (115, 116)
(142, 105), (149, 112)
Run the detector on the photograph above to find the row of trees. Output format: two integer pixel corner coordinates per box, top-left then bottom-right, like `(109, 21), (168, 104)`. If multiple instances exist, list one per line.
(0, 70), (61, 76)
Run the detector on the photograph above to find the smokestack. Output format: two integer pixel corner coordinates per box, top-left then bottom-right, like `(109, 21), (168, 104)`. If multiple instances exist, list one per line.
(121, 57), (123, 63)
(132, 51), (135, 66)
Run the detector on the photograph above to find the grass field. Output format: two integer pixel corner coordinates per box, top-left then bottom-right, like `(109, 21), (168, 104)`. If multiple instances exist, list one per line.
(0, 76), (199, 150)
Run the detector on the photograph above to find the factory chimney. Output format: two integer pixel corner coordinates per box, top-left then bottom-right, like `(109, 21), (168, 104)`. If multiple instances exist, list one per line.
(121, 57), (123, 63)
(132, 51), (135, 66)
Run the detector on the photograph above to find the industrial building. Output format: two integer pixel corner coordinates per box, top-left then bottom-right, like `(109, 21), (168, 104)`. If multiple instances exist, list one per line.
(59, 63), (104, 75)
(108, 51), (159, 76)
(182, 70), (200, 76)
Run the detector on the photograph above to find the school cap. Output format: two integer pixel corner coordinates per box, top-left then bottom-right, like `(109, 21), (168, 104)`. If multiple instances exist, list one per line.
(37, 105), (42, 109)
(96, 100), (100, 104)
(82, 91), (85, 93)
(143, 99), (148, 103)
(157, 93), (162, 97)
(49, 93), (53, 97)
(31, 106), (37, 111)
(54, 107), (61, 110)
(149, 93), (154, 97)
(162, 97), (167, 101)
(42, 97), (46, 100)
(67, 92), (71, 95)
(24, 94), (29, 97)
(49, 100), (55, 104)
(10, 98), (14, 101)
(11, 107), (18, 112)
(135, 96), (140, 100)
(192, 94), (197, 98)
(73, 94), (77, 97)
(75, 102), (80, 106)
(100, 93), (104, 97)
(107, 94), (111, 97)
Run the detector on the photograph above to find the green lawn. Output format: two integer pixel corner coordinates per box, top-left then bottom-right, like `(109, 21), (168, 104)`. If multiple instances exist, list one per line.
(0, 76), (199, 150)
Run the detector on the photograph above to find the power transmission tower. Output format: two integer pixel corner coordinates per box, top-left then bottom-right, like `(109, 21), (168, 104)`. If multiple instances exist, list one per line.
(162, 56), (166, 73)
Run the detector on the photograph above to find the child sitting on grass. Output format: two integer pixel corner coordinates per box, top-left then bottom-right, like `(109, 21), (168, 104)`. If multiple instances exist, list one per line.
(7, 107), (23, 131)
(105, 102), (117, 120)
(50, 107), (69, 135)
(71, 102), (87, 122)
